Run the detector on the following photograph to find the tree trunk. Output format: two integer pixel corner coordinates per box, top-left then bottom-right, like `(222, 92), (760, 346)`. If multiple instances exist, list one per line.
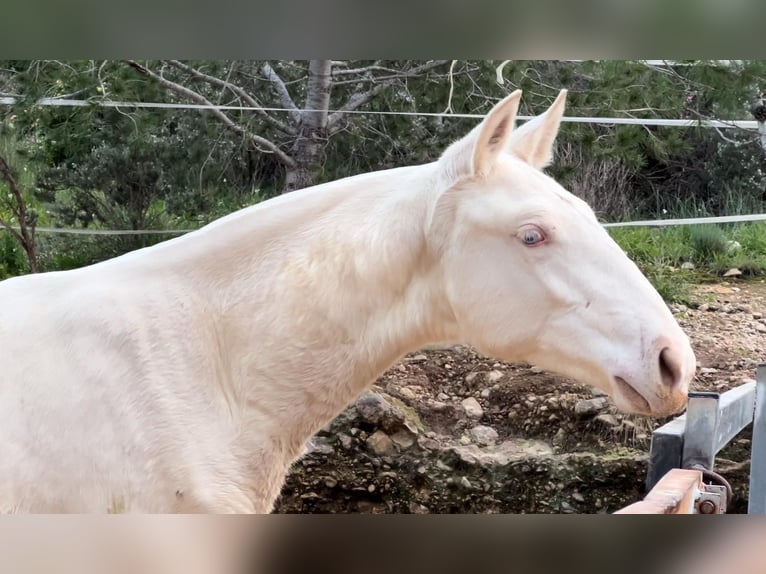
(281, 60), (332, 194)
(22, 235), (38, 273)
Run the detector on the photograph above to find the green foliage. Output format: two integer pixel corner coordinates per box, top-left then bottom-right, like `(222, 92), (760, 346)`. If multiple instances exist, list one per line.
(2, 59), (766, 286)
(611, 221), (766, 303)
(689, 225), (730, 262)
(0, 231), (26, 279)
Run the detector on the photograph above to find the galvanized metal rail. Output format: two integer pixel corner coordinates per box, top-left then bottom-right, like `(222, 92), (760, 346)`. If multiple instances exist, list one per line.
(642, 363), (766, 514)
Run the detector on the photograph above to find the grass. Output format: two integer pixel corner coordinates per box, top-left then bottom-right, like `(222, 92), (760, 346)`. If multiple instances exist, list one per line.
(609, 222), (766, 303)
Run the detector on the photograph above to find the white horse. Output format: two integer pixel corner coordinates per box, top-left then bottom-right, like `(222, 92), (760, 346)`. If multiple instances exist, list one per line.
(0, 89), (696, 513)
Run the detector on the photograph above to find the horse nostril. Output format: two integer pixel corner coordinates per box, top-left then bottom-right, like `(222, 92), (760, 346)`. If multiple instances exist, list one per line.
(659, 347), (681, 388)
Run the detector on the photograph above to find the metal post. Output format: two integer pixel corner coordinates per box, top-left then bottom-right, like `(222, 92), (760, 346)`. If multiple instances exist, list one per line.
(748, 365), (766, 514)
(646, 415), (685, 491)
(682, 392), (720, 470)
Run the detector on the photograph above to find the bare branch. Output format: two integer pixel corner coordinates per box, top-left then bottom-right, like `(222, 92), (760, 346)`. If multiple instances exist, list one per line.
(332, 63), (406, 77)
(261, 62), (300, 123)
(328, 60), (450, 130)
(166, 60), (295, 135)
(125, 60), (295, 168)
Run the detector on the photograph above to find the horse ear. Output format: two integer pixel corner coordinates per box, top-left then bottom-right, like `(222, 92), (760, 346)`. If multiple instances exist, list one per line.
(507, 89), (567, 169)
(439, 90), (522, 180)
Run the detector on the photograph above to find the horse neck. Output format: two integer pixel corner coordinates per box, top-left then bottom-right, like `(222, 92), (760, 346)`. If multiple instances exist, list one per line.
(167, 164), (459, 436)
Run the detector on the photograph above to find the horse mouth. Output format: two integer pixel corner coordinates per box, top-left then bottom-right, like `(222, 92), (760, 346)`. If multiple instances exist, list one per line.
(613, 376), (652, 414)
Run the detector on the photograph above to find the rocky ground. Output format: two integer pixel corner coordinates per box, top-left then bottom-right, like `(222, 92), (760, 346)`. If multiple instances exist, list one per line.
(273, 279), (766, 514)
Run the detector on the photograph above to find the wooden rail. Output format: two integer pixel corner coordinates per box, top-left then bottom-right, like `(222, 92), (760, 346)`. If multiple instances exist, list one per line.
(615, 468), (719, 514)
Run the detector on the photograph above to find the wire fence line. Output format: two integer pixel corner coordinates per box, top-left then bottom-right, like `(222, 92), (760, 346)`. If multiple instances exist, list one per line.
(0, 96), (761, 131)
(2, 93), (765, 237)
(3, 212), (766, 238)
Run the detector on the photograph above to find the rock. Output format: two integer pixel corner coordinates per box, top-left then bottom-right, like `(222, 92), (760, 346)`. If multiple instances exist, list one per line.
(574, 397), (609, 417)
(698, 303), (710, 312)
(390, 429), (416, 449)
(366, 430), (395, 456)
(356, 392), (403, 427)
(680, 262), (695, 270)
(530, 366), (544, 374)
(572, 492), (585, 502)
(754, 312), (763, 320)
(480, 388), (491, 398)
(700, 367), (718, 375)
(338, 433), (353, 450)
(723, 268), (743, 277)
(487, 370), (504, 382)
(459, 476), (472, 489)
(437, 392), (449, 401)
(417, 436), (439, 450)
(461, 397), (484, 419)
(468, 424), (499, 446)
(449, 439), (553, 467)
(409, 502), (430, 514)
(305, 437), (334, 455)
(591, 388), (608, 397)
(755, 323), (766, 334)
(428, 400), (450, 412)
(398, 386), (419, 400)
(594, 414), (621, 427)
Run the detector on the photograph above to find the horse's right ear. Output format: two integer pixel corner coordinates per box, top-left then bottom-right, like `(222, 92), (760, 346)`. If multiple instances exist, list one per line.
(439, 90), (522, 181)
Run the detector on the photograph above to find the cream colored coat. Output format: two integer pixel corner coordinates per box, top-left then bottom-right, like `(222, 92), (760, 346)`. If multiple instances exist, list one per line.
(0, 90), (695, 513)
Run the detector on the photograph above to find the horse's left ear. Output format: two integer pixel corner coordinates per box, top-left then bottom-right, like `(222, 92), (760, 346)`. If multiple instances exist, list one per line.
(438, 90), (522, 181)
(507, 89), (567, 169)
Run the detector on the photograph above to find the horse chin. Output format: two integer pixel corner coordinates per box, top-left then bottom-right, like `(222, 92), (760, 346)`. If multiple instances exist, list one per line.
(612, 377), (653, 415)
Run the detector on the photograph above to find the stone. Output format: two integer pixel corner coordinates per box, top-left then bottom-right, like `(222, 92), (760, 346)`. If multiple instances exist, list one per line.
(487, 370), (504, 382)
(461, 397), (484, 419)
(366, 431), (395, 457)
(459, 476), (472, 489)
(480, 388), (491, 398)
(468, 424), (499, 446)
(409, 502), (430, 514)
(723, 268), (743, 277)
(338, 433), (353, 450)
(356, 392), (402, 427)
(450, 439), (553, 467)
(530, 366), (544, 374)
(398, 386), (418, 400)
(390, 429), (416, 449)
(755, 323), (766, 334)
(574, 397), (609, 417)
(417, 436), (439, 450)
(305, 437), (334, 455)
(680, 261), (695, 270)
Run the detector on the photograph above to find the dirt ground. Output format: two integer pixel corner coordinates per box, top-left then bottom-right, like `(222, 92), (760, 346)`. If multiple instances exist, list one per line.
(274, 279), (765, 514)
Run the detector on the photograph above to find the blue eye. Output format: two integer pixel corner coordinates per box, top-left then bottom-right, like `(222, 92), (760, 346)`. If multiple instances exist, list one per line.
(519, 227), (545, 246)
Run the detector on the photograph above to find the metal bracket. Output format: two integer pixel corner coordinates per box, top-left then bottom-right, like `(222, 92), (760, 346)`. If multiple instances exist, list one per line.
(694, 483), (727, 514)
